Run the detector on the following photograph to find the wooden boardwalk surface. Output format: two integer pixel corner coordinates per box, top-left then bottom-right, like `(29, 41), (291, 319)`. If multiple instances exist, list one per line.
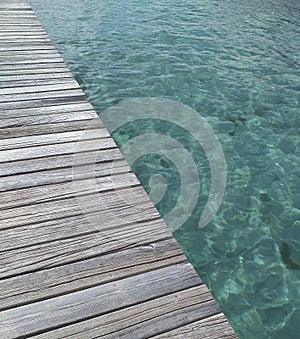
(0, 1), (237, 338)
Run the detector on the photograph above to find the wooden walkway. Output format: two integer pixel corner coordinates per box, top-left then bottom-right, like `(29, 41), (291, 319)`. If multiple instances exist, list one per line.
(0, 1), (237, 338)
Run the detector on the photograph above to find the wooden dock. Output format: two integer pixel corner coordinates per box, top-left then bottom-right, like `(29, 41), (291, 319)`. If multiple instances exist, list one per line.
(0, 1), (237, 338)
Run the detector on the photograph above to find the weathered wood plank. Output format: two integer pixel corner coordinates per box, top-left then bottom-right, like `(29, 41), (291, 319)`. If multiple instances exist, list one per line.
(0, 88), (84, 103)
(0, 263), (200, 338)
(0, 72), (73, 82)
(0, 45), (55, 52)
(0, 155), (126, 210)
(0, 138), (115, 162)
(0, 110), (96, 128)
(0, 183), (158, 231)
(0, 119), (102, 139)
(0, 129), (107, 151)
(0, 53), (63, 62)
(1, 96), (88, 111)
(0, 102), (94, 118)
(0, 189), (163, 259)
(0, 25), (45, 33)
(0, 81), (79, 95)
(32, 285), (214, 339)
(0, 217), (170, 279)
(0, 33), (47, 38)
(0, 77), (78, 89)
(0, 67), (72, 77)
(0, 160), (132, 192)
(0, 62), (67, 71)
(0, 58), (64, 66)
(0, 54), (63, 62)
(0, 239), (184, 311)
(0, 148), (118, 178)
(152, 313), (238, 338)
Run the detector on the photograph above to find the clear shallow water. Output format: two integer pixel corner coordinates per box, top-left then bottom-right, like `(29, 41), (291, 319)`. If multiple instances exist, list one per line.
(30, 0), (300, 337)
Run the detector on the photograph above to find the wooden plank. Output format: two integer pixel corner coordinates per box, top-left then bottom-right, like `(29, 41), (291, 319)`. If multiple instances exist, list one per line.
(0, 32), (47, 37)
(0, 72), (73, 82)
(0, 155), (126, 205)
(0, 138), (115, 162)
(0, 129), (107, 151)
(0, 217), (170, 279)
(0, 263), (200, 338)
(0, 110), (97, 128)
(0, 148), (119, 177)
(0, 19), (40, 23)
(0, 184), (158, 231)
(0, 160), (133, 191)
(0, 27), (45, 31)
(0, 197), (164, 247)
(0, 97), (89, 112)
(0, 35), (47, 40)
(0, 51), (61, 59)
(0, 77), (78, 88)
(32, 285), (215, 339)
(0, 67), (72, 76)
(0, 61), (66, 71)
(0, 57), (64, 65)
(0, 41), (54, 48)
(0, 119), (102, 139)
(152, 313), (238, 338)
(0, 102), (94, 118)
(0, 54), (64, 62)
(0, 81), (79, 95)
(0, 88), (85, 103)
(0, 238), (184, 311)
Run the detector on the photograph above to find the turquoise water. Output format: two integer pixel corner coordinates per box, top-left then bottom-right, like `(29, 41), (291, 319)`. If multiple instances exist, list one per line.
(30, 0), (300, 337)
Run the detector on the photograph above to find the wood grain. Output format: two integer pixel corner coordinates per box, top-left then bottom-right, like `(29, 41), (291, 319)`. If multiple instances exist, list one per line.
(33, 285), (215, 339)
(0, 263), (201, 338)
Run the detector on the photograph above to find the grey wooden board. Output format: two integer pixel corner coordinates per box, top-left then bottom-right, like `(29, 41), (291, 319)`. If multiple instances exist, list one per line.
(0, 1), (237, 338)
(0, 89), (85, 103)
(152, 313), (238, 338)
(32, 285), (215, 339)
(0, 102), (94, 118)
(0, 217), (170, 279)
(0, 110), (96, 128)
(0, 67), (72, 76)
(0, 57), (63, 65)
(0, 72), (73, 82)
(0, 78), (78, 88)
(0, 185), (159, 231)
(0, 95), (88, 109)
(0, 148), (120, 177)
(0, 129), (108, 151)
(0, 118), (101, 139)
(0, 62), (67, 71)
(0, 160), (133, 191)
(0, 138), (116, 162)
(0, 157), (128, 208)
(0, 82), (79, 95)
(0, 239), (185, 311)
(0, 263), (201, 338)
